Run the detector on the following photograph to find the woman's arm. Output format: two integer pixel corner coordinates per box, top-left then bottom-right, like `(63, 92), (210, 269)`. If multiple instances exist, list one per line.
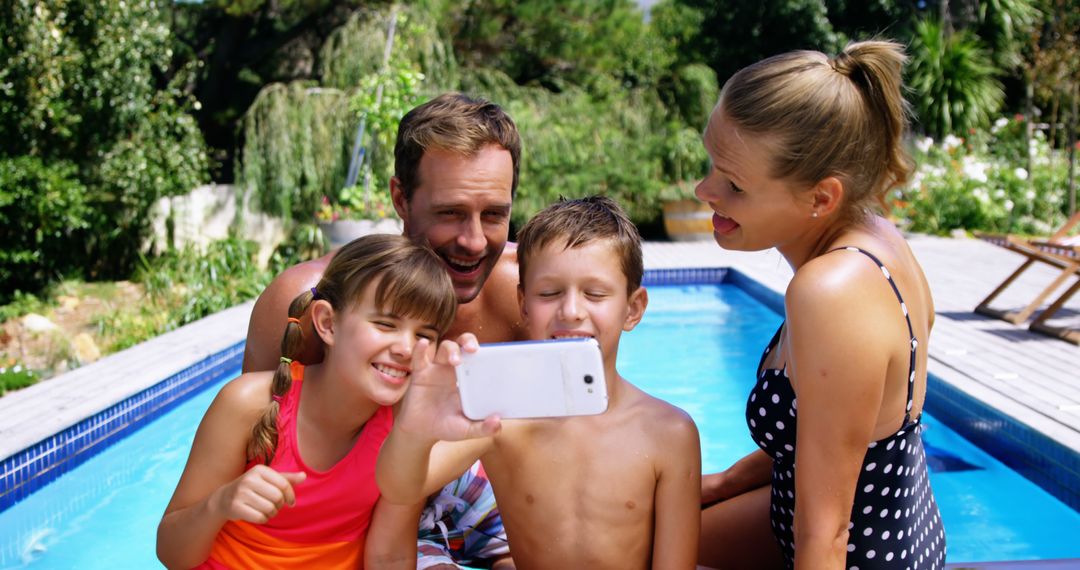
(702, 448), (774, 505)
(156, 373), (304, 569)
(651, 410), (702, 570)
(785, 260), (894, 570)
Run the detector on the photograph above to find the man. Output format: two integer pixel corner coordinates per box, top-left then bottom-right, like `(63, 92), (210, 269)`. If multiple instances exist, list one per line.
(242, 93), (526, 569)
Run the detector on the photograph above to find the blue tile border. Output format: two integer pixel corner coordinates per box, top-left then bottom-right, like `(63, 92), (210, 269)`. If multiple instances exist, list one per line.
(925, 377), (1080, 512)
(0, 341), (244, 513)
(642, 267), (729, 287)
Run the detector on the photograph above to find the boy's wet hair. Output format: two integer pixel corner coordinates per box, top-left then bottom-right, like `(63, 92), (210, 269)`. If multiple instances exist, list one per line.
(249, 234), (456, 464)
(516, 195), (643, 294)
(394, 92), (522, 200)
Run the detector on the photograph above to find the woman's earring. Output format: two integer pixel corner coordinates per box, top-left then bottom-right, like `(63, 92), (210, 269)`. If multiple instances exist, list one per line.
(811, 211), (819, 218)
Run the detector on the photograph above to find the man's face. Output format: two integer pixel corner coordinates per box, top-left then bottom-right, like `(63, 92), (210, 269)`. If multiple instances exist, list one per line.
(392, 144), (514, 304)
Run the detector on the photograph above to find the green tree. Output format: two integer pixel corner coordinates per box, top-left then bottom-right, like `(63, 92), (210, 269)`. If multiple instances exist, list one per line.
(651, 0), (839, 84)
(449, 0), (672, 93)
(0, 0), (208, 291)
(908, 18), (1005, 138)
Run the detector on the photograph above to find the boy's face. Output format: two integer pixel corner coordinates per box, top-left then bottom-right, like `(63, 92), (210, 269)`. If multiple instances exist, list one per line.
(518, 238), (647, 369)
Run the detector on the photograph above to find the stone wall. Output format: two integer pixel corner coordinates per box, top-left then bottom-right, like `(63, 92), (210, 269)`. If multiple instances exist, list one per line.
(148, 184), (286, 267)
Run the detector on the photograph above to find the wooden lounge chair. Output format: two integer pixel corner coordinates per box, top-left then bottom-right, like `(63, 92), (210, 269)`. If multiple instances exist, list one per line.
(974, 211), (1080, 344)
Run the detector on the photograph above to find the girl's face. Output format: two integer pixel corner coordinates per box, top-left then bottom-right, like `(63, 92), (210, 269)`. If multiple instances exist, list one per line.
(694, 109), (814, 253)
(320, 285), (442, 407)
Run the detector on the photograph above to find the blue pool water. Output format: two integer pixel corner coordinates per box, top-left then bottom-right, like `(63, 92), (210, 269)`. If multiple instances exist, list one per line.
(1, 283), (1079, 567)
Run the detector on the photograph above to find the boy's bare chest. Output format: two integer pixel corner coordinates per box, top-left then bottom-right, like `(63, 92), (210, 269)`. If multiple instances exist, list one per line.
(486, 419), (659, 516)
(481, 421), (658, 568)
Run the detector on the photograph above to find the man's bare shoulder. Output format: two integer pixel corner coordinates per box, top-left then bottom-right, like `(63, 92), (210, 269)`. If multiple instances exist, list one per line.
(267, 252), (334, 295)
(213, 371), (276, 415)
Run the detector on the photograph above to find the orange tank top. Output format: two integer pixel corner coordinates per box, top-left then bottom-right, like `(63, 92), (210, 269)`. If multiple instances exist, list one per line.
(197, 362), (393, 569)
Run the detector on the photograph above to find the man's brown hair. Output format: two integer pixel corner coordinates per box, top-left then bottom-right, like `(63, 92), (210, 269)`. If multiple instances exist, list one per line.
(394, 92), (521, 200)
(516, 195), (643, 294)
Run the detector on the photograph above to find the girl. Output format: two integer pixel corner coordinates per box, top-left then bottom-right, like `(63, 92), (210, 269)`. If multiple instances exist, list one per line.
(157, 234), (456, 569)
(696, 41), (946, 569)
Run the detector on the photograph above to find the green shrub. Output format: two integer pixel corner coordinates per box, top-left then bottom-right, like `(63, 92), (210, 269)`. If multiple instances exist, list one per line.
(0, 290), (49, 322)
(0, 157), (90, 302)
(94, 239), (272, 352)
(897, 125), (1069, 235)
(0, 362), (39, 394)
(92, 96), (210, 277)
(1, 1), (209, 285)
(907, 19), (1004, 139)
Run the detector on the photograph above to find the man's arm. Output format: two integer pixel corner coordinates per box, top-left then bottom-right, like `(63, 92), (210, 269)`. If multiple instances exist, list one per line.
(651, 409), (702, 570)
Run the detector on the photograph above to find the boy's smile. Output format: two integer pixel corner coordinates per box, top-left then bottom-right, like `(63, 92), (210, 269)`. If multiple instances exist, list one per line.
(519, 238), (646, 374)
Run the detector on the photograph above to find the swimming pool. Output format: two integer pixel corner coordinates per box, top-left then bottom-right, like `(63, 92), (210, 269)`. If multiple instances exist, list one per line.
(1, 280), (1078, 567)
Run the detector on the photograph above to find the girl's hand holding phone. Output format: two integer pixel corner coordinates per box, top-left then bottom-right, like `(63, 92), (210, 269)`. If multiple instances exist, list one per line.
(398, 334), (501, 442)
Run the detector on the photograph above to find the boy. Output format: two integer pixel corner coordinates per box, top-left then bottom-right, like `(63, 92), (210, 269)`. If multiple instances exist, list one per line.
(377, 196), (701, 569)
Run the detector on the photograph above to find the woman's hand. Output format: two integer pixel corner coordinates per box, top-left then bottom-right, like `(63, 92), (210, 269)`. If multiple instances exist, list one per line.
(210, 464), (307, 524)
(701, 471), (729, 505)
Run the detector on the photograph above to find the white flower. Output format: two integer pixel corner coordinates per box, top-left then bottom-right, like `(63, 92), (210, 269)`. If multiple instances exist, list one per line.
(13, 365), (22, 373)
(1014, 167), (1028, 180)
(943, 134), (963, 152)
(1005, 199), (1015, 211)
(1026, 191), (1036, 201)
(961, 156), (989, 183)
(973, 188), (989, 202)
(915, 137), (934, 153)
(992, 117), (1009, 133)
(994, 189), (1006, 198)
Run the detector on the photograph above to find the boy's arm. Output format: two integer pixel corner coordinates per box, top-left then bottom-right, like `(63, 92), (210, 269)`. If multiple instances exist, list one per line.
(651, 410), (702, 570)
(157, 374), (304, 569)
(376, 337), (500, 505)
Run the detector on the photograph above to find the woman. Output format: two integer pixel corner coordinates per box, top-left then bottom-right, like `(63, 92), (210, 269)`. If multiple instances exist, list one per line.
(696, 41), (946, 569)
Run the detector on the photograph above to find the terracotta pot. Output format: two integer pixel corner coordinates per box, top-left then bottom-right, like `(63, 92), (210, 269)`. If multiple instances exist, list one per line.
(662, 199), (714, 241)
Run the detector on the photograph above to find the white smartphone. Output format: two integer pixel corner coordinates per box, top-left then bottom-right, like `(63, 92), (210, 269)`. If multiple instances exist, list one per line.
(456, 338), (608, 420)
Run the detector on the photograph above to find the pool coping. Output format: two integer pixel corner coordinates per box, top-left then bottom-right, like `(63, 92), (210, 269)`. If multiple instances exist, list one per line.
(1, 263), (1078, 519)
(0, 302), (252, 511)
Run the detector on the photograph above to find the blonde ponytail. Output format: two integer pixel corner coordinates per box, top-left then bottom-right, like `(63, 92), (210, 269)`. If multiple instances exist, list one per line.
(719, 39), (913, 220)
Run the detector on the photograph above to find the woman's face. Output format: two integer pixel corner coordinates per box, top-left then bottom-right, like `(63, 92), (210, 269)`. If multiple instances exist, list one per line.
(694, 109), (814, 253)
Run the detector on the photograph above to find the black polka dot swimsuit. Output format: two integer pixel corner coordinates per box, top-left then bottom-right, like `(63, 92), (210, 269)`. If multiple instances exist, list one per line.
(747, 247), (946, 569)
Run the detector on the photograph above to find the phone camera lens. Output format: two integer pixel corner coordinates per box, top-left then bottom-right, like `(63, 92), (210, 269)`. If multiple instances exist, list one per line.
(584, 375), (594, 384)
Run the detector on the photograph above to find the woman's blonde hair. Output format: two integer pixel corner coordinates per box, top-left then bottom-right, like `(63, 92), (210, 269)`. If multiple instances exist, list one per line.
(719, 40), (913, 220)
(248, 234), (457, 463)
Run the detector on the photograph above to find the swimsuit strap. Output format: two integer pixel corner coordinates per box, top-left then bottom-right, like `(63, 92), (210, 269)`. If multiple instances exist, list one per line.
(826, 246), (919, 425)
(757, 324), (785, 375)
